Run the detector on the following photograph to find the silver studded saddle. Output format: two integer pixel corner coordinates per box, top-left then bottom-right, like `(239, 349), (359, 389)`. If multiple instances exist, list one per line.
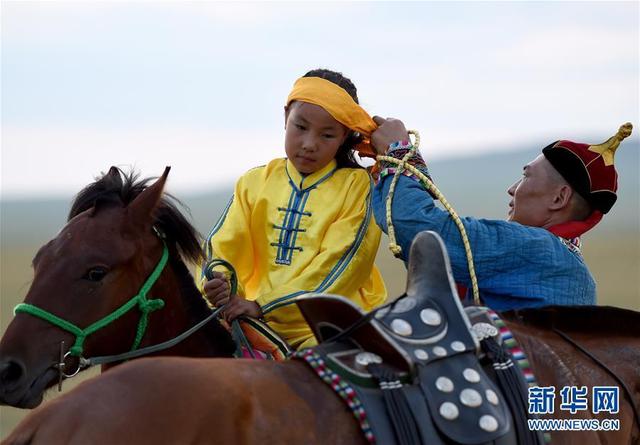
(295, 231), (543, 445)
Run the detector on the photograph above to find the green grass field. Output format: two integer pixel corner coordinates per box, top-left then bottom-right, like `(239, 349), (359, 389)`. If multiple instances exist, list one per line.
(1, 232), (638, 438)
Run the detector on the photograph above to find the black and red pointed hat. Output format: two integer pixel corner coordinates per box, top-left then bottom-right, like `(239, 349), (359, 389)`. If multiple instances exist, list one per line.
(543, 122), (632, 215)
(543, 123), (632, 238)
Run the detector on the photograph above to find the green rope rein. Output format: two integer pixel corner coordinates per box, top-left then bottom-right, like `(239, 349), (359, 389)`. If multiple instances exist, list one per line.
(203, 258), (249, 357)
(14, 241), (169, 357)
(204, 258), (238, 296)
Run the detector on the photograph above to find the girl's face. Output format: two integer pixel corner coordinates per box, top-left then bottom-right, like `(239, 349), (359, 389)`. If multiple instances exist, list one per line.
(284, 101), (349, 174)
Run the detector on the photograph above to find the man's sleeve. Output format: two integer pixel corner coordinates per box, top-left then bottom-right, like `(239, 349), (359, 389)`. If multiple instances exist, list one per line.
(373, 173), (570, 299)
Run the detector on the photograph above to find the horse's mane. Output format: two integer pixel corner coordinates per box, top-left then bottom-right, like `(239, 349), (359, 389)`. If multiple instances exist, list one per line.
(68, 167), (236, 356)
(502, 305), (640, 336)
(68, 166), (203, 265)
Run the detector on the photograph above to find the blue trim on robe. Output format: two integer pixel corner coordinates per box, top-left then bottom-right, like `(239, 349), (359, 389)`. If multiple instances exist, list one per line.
(261, 181), (374, 314)
(272, 165), (337, 266)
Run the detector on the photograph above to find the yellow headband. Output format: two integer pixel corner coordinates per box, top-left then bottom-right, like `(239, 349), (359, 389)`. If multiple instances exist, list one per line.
(286, 77), (377, 157)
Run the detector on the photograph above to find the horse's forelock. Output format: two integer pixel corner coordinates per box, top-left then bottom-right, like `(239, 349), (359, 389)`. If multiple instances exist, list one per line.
(67, 167), (203, 264)
(68, 168), (146, 220)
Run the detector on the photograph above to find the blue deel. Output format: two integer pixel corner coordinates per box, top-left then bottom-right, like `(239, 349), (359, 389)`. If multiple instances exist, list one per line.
(373, 175), (595, 311)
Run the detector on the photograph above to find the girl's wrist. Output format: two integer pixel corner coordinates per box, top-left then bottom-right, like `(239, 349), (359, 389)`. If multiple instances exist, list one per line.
(251, 301), (263, 318)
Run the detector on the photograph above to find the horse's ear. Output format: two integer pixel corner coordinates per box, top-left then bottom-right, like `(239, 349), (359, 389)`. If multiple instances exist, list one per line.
(127, 166), (171, 229)
(107, 166), (121, 177)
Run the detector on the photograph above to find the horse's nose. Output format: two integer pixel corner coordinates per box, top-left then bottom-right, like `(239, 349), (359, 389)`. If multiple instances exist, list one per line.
(0, 358), (26, 392)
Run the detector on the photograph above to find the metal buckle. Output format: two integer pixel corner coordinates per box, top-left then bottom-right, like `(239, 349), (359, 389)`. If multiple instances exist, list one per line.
(470, 322), (499, 342)
(53, 341), (90, 391)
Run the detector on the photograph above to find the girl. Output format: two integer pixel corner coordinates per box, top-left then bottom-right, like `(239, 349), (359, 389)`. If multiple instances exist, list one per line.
(200, 69), (386, 349)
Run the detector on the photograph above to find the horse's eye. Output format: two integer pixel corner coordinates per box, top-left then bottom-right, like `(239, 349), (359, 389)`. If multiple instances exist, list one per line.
(84, 267), (109, 282)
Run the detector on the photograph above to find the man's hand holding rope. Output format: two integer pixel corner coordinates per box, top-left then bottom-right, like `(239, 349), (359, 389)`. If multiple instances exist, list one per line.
(371, 116), (410, 154)
(369, 116), (481, 305)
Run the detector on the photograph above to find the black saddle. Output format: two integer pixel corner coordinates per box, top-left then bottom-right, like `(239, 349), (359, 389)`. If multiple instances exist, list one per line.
(297, 230), (477, 375)
(295, 231), (542, 445)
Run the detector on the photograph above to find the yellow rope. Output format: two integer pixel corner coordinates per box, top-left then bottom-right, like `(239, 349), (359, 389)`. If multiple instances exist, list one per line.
(378, 130), (480, 305)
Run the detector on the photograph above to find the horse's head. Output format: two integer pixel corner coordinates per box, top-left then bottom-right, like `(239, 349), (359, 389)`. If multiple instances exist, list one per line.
(0, 166), (231, 408)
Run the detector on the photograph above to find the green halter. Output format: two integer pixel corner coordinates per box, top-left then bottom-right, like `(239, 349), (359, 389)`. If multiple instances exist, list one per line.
(14, 241), (169, 357)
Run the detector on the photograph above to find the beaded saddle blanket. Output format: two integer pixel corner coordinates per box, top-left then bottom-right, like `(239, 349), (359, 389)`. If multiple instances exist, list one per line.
(293, 231), (546, 445)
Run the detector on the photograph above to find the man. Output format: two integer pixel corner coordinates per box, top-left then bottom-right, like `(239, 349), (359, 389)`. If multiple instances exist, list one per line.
(370, 117), (632, 310)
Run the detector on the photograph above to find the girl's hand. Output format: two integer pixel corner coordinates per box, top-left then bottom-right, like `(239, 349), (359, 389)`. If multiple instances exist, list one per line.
(371, 116), (410, 154)
(203, 271), (230, 307)
(224, 296), (263, 322)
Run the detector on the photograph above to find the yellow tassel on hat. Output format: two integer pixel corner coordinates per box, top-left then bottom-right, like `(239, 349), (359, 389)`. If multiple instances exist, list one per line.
(588, 122), (633, 166)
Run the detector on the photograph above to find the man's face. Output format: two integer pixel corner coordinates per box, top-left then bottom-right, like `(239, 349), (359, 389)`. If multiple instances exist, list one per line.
(284, 101), (348, 174)
(507, 155), (558, 227)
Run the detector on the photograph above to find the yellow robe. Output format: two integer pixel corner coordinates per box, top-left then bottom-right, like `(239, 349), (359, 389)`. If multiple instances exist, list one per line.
(199, 158), (387, 348)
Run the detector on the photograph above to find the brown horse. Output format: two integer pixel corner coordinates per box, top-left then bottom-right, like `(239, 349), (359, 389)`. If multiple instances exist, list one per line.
(0, 166), (235, 409)
(502, 307), (640, 445)
(3, 307), (639, 445)
(1, 168), (639, 444)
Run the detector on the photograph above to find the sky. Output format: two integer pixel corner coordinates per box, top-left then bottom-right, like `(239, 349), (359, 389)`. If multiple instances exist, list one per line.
(1, 1), (638, 198)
